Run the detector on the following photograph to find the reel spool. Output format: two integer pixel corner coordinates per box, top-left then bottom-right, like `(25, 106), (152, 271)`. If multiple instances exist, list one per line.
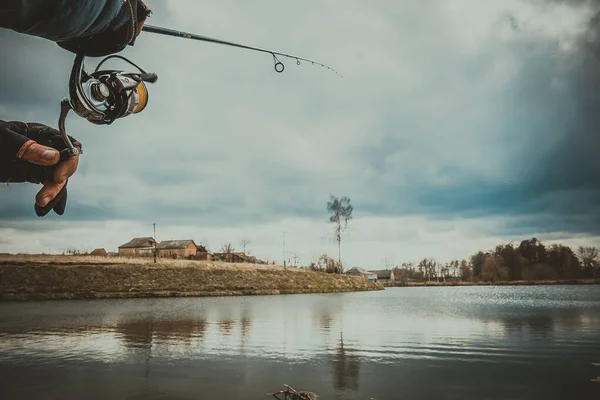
(58, 54), (158, 159)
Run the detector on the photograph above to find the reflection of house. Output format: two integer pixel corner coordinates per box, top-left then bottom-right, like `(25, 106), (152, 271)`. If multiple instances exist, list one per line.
(157, 240), (197, 258)
(345, 267), (377, 281)
(118, 237), (156, 257)
(369, 269), (395, 283)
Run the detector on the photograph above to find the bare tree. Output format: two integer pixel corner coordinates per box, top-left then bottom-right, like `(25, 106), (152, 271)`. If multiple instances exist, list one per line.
(577, 246), (599, 277)
(327, 195), (353, 272)
(240, 239), (251, 255)
(220, 243), (234, 262)
(288, 252), (300, 268)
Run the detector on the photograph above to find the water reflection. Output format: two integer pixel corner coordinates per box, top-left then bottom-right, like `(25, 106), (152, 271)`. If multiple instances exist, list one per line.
(331, 333), (360, 392)
(115, 319), (209, 349)
(0, 287), (599, 400)
(217, 319), (235, 336)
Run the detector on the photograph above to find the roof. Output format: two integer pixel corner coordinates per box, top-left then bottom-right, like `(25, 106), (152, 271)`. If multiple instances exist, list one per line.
(157, 240), (196, 249)
(195, 243), (208, 253)
(369, 269), (394, 279)
(345, 267), (375, 275)
(118, 237), (156, 249)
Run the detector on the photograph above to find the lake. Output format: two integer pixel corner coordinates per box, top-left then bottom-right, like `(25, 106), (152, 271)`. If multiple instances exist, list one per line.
(0, 286), (599, 400)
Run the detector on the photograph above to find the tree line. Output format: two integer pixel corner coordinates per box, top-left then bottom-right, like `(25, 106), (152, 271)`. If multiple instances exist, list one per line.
(392, 238), (599, 283)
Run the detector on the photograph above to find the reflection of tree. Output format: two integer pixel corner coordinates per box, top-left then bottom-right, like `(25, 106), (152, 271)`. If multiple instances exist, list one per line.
(241, 312), (252, 339)
(320, 313), (333, 331)
(330, 333), (360, 392)
(115, 318), (208, 348)
(484, 311), (600, 338)
(116, 321), (154, 349)
(152, 320), (207, 343)
(217, 319), (235, 336)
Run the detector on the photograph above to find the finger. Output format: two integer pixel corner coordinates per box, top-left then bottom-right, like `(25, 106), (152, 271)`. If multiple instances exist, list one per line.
(22, 142), (60, 166)
(53, 141), (82, 183)
(53, 185), (68, 215)
(54, 153), (79, 184)
(36, 180), (67, 207)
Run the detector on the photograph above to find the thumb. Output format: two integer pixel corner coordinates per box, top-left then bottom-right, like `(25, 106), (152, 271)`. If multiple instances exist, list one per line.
(20, 142), (60, 166)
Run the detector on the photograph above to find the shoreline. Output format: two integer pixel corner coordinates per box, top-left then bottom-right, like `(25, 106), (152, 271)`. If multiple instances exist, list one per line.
(384, 279), (599, 287)
(0, 255), (382, 301)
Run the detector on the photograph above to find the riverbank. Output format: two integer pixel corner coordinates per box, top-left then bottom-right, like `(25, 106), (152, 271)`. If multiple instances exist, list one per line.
(385, 279), (599, 287)
(0, 255), (382, 301)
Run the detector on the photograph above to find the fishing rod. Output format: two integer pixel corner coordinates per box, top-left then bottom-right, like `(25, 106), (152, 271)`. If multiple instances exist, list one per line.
(141, 24), (342, 77)
(54, 24), (340, 179)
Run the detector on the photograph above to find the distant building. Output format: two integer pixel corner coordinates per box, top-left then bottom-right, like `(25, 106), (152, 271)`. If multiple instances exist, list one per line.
(369, 269), (396, 283)
(194, 243), (212, 261)
(157, 240), (197, 258)
(90, 248), (107, 257)
(118, 237), (157, 257)
(345, 267), (378, 281)
(212, 252), (247, 263)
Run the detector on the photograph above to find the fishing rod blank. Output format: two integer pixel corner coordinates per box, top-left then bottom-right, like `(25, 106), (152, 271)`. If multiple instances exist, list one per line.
(141, 24), (342, 76)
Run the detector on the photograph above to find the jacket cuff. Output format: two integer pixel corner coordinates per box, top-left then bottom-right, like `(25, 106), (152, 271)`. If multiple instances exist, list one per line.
(0, 120), (30, 159)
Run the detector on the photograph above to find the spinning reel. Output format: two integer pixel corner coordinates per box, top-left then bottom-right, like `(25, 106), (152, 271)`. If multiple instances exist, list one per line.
(57, 53), (158, 159)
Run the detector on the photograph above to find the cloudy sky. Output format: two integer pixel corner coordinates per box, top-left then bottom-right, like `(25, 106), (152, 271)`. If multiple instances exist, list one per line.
(1, 0), (599, 268)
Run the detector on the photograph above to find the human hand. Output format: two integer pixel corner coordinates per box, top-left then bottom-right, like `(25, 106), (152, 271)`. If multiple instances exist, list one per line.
(0, 121), (82, 216)
(56, 0), (152, 57)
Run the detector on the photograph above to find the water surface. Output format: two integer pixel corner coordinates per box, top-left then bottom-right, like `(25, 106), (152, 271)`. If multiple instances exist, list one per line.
(1, 286), (599, 399)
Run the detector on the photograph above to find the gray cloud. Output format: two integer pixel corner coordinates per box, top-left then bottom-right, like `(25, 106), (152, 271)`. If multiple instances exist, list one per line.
(1, 0), (599, 261)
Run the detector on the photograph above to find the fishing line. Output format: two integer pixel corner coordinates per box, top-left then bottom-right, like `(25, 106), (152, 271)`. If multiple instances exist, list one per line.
(141, 24), (343, 77)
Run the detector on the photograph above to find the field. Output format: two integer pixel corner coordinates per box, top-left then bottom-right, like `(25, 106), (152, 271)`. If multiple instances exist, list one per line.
(0, 254), (383, 301)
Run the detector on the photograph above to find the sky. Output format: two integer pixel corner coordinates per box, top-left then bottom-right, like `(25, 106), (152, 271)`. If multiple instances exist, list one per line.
(1, 0), (599, 268)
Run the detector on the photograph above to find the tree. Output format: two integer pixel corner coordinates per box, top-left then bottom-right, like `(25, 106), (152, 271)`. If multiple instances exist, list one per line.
(470, 251), (487, 279)
(480, 256), (509, 282)
(577, 246), (599, 277)
(459, 259), (472, 281)
(220, 243), (234, 262)
(494, 243), (527, 281)
(240, 239), (251, 255)
(546, 244), (581, 279)
(288, 252), (300, 268)
(518, 238), (546, 266)
(327, 195), (353, 272)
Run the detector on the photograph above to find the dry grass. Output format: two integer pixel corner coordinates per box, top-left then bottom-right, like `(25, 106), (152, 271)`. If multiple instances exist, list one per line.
(0, 254), (382, 301)
(0, 254), (290, 270)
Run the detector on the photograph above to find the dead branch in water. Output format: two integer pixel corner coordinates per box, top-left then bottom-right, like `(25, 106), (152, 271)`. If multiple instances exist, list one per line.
(268, 384), (318, 400)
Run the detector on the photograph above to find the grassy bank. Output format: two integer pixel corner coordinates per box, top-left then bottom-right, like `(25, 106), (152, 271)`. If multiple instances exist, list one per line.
(386, 279), (600, 287)
(0, 255), (382, 301)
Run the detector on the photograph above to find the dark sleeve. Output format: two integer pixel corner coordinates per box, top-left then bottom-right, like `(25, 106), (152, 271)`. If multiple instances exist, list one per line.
(0, 0), (127, 41)
(0, 120), (30, 182)
(0, 0), (150, 57)
(0, 120), (29, 157)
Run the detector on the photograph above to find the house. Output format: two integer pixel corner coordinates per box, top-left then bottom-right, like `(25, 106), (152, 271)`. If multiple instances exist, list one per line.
(118, 237), (157, 257)
(345, 267), (378, 281)
(212, 252), (247, 263)
(369, 269), (396, 283)
(157, 240), (197, 258)
(90, 248), (107, 257)
(194, 243), (212, 261)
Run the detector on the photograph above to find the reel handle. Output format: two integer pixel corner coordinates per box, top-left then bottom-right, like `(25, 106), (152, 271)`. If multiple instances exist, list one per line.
(58, 98), (81, 161)
(138, 72), (158, 83)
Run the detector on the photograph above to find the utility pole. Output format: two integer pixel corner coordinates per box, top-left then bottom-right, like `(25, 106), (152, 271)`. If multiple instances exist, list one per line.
(283, 231), (286, 270)
(153, 223), (157, 264)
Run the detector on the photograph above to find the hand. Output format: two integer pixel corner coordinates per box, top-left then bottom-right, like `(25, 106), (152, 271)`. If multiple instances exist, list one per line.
(0, 120), (82, 216)
(56, 0), (152, 57)
(20, 138), (82, 209)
